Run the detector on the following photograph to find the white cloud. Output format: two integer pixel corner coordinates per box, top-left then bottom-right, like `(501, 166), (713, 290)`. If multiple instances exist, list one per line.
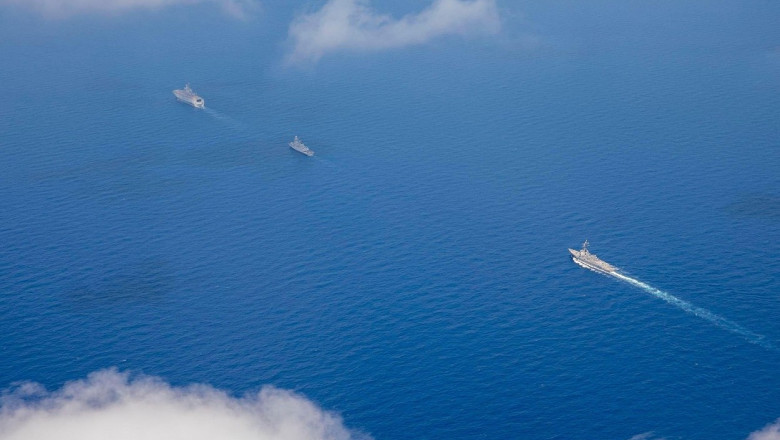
(749, 419), (780, 440)
(0, 0), (258, 19)
(0, 369), (369, 440)
(286, 0), (501, 64)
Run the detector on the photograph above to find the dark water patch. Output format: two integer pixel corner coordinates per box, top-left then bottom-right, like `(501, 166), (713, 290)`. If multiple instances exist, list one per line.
(25, 150), (192, 202)
(64, 259), (172, 310)
(725, 194), (780, 221)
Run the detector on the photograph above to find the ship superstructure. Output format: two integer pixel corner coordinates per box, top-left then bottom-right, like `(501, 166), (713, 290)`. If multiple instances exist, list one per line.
(173, 84), (204, 108)
(289, 136), (314, 156)
(568, 240), (618, 274)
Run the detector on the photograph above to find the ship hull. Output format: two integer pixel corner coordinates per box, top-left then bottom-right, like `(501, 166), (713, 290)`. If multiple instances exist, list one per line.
(173, 91), (204, 109)
(290, 146), (314, 156)
(568, 248), (618, 275)
(570, 255), (617, 275)
(289, 139), (314, 156)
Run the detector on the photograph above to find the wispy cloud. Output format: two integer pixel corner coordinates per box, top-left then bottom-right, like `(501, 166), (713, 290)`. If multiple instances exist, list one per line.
(0, 369), (368, 440)
(286, 0), (501, 64)
(0, 0), (258, 19)
(748, 419), (780, 440)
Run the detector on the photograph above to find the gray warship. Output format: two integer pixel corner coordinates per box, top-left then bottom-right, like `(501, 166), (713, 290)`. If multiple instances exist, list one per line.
(173, 84), (204, 108)
(569, 240), (618, 274)
(289, 136), (314, 156)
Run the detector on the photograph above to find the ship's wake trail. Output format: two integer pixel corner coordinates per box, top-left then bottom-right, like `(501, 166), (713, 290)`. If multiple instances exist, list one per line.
(606, 271), (775, 350)
(203, 107), (248, 132)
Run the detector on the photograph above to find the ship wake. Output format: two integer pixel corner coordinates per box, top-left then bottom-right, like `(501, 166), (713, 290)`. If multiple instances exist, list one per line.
(604, 271), (775, 350)
(203, 107), (248, 132)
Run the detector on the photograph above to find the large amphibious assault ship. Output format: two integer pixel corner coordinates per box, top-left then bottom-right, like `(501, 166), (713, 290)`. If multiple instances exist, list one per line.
(289, 136), (314, 156)
(569, 240), (618, 274)
(173, 84), (204, 108)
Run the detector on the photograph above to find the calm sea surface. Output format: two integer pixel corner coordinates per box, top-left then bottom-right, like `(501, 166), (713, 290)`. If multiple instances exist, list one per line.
(1, 2), (779, 439)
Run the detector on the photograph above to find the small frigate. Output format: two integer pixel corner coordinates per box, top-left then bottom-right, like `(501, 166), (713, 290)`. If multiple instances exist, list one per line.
(568, 240), (618, 274)
(173, 84), (204, 108)
(289, 136), (314, 156)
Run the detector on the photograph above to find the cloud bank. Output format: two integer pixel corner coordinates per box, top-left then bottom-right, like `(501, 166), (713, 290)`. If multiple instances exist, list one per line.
(749, 419), (780, 440)
(0, 0), (257, 19)
(0, 369), (368, 440)
(286, 0), (501, 64)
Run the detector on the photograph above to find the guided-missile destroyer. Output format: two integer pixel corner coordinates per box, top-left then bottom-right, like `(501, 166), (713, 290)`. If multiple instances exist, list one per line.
(289, 136), (314, 156)
(569, 240), (618, 274)
(173, 84), (204, 108)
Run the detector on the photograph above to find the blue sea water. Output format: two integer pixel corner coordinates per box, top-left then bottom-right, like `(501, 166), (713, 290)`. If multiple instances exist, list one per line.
(1, 1), (780, 439)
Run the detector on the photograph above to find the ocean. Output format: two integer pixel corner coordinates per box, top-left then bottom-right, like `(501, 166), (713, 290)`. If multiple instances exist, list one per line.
(1, 1), (779, 439)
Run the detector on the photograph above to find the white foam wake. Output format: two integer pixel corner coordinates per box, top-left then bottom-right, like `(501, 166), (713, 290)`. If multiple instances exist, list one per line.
(601, 271), (774, 350)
